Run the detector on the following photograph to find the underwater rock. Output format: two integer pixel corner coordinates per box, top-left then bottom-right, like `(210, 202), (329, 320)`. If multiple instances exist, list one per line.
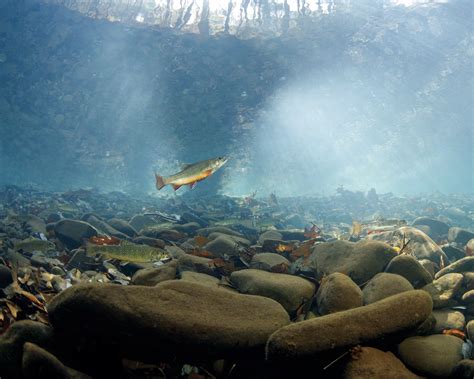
(432, 309), (465, 333)
(141, 227), (186, 241)
(132, 236), (166, 248)
(84, 215), (127, 239)
(0, 264), (13, 288)
(462, 290), (474, 304)
(107, 218), (138, 237)
(257, 230), (283, 245)
(48, 281), (290, 360)
(450, 360), (474, 379)
(173, 222), (201, 235)
(448, 227), (474, 246)
(208, 232), (251, 246)
(431, 273), (464, 303)
(177, 254), (215, 275)
(129, 215), (156, 232)
(203, 235), (239, 257)
(435, 257), (474, 279)
(384, 255), (432, 288)
(362, 273), (414, 305)
(466, 320), (474, 341)
(250, 253), (291, 272)
(180, 271), (227, 290)
(398, 335), (463, 377)
(419, 259), (438, 278)
(315, 272), (363, 315)
(412, 217), (450, 240)
(230, 269), (315, 313)
(464, 273), (474, 291)
(342, 347), (421, 379)
(0, 321), (55, 379)
(266, 290), (432, 362)
(284, 214), (306, 229)
(22, 342), (91, 379)
(442, 243), (466, 262)
(310, 240), (397, 285)
(165, 245), (186, 259)
(54, 220), (98, 249)
(131, 260), (178, 286)
(368, 226), (448, 266)
(197, 226), (243, 238)
(181, 212), (209, 227)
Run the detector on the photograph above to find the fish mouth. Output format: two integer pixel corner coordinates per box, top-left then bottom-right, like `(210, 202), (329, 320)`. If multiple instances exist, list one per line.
(217, 156), (229, 167)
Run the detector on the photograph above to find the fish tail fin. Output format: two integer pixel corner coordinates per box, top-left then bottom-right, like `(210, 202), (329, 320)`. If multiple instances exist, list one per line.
(155, 173), (166, 190)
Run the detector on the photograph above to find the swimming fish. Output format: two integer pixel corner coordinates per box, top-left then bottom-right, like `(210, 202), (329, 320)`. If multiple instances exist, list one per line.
(155, 157), (228, 191)
(14, 237), (55, 253)
(86, 241), (170, 263)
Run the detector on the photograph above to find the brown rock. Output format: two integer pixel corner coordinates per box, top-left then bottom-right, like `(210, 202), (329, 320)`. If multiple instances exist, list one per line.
(316, 273), (363, 315)
(131, 260), (177, 286)
(342, 347), (421, 379)
(48, 281), (290, 361)
(266, 290), (432, 361)
(230, 269), (315, 313)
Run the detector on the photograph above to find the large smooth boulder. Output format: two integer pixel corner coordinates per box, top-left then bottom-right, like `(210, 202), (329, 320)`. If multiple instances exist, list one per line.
(266, 290), (432, 361)
(310, 240), (397, 285)
(48, 281), (290, 361)
(342, 347), (421, 379)
(54, 220), (98, 249)
(315, 273), (363, 315)
(363, 273), (414, 305)
(384, 255), (432, 288)
(398, 335), (463, 377)
(230, 269), (315, 313)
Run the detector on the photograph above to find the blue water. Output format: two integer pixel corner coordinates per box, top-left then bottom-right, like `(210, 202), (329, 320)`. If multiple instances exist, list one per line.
(0, 0), (472, 196)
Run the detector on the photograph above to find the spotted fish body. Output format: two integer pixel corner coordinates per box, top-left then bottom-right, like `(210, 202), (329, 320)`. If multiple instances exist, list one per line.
(155, 157), (228, 191)
(86, 242), (170, 263)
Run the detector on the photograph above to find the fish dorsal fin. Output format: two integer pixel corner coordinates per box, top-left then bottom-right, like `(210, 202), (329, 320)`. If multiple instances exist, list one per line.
(181, 163), (193, 170)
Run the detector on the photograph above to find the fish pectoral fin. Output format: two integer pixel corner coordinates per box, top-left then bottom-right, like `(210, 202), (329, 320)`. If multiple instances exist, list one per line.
(204, 169), (213, 176)
(189, 181), (198, 189)
(172, 184), (182, 191)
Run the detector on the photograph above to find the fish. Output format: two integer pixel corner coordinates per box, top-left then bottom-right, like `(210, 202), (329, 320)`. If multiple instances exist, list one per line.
(14, 237), (55, 253)
(86, 241), (170, 263)
(155, 157), (228, 191)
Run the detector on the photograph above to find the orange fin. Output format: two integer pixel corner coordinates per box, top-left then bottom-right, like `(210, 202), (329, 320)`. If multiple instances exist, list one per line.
(155, 173), (166, 190)
(189, 181), (198, 189)
(172, 184), (182, 191)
